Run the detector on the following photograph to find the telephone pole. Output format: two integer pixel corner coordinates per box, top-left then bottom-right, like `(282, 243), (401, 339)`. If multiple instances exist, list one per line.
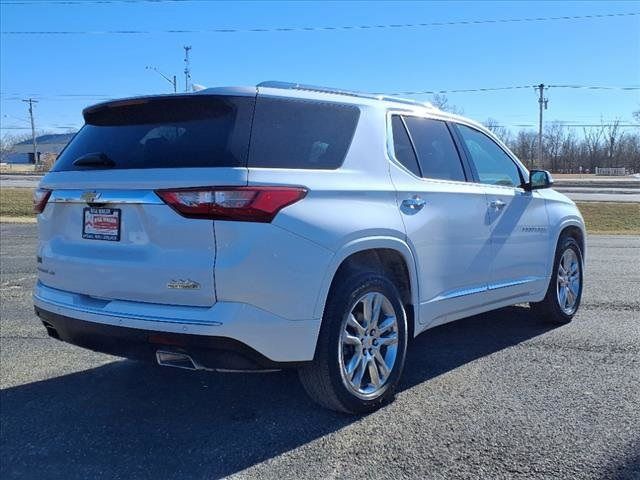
(21, 98), (39, 166)
(183, 45), (192, 92)
(535, 84), (548, 168)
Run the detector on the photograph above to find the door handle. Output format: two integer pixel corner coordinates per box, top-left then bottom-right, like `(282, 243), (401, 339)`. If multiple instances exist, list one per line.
(489, 199), (507, 210)
(401, 196), (427, 212)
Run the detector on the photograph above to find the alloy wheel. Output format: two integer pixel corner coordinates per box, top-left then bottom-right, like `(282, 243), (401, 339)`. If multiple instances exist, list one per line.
(339, 292), (399, 398)
(556, 248), (581, 315)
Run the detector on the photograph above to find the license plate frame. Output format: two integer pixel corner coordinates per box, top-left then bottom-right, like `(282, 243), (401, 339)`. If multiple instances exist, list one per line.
(82, 207), (121, 242)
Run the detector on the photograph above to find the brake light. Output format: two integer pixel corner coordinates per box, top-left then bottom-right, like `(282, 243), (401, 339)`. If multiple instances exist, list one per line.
(33, 188), (52, 214)
(156, 186), (307, 222)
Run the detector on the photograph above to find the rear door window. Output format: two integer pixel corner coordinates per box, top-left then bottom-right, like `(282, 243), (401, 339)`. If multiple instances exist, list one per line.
(390, 115), (421, 177)
(403, 117), (466, 182)
(53, 95), (255, 171)
(248, 97), (360, 169)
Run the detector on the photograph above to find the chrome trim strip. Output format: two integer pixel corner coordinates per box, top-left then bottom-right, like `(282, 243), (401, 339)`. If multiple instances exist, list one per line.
(434, 276), (544, 302)
(488, 276), (542, 291)
(49, 189), (164, 205)
(33, 293), (223, 327)
(435, 285), (487, 301)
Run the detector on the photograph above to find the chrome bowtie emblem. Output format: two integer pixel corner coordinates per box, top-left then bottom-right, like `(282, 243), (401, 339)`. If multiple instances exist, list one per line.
(167, 279), (201, 290)
(81, 191), (101, 203)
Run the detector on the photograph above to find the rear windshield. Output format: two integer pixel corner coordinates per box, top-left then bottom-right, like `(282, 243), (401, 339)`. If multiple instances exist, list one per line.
(53, 95), (255, 171)
(53, 94), (360, 171)
(248, 97), (360, 169)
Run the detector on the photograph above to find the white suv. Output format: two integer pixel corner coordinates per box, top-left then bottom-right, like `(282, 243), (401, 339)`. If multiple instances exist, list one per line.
(33, 82), (585, 413)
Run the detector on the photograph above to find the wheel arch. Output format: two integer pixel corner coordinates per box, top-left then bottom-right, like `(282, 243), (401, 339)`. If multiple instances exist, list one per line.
(313, 237), (420, 338)
(553, 218), (586, 263)
(542, 217), (587, 289)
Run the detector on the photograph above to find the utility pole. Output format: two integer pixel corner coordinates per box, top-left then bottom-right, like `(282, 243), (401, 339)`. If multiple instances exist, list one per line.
(535, 84), (548, 168)
(21, 98), (38, 166)
(183, 45), (192, 93)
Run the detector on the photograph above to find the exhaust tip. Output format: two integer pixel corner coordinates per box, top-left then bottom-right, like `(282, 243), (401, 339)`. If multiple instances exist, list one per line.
(156, 350), (198, 370)
(41, 321), (60, 340)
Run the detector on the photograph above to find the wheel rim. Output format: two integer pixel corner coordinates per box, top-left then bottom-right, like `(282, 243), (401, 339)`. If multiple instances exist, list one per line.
(556, 248), (581, 315)
(339, 292), (399, 399)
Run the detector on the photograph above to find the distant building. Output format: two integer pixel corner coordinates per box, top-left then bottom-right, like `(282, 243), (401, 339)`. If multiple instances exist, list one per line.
(3, 133), (75, 164)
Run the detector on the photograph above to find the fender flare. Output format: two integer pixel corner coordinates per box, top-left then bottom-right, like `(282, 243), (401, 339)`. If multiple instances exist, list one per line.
(547, 216), (587, 278)
(312, 235), (420, 329)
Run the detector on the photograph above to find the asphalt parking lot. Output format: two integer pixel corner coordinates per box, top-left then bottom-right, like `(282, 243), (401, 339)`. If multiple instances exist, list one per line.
(1, 223), (639, 480)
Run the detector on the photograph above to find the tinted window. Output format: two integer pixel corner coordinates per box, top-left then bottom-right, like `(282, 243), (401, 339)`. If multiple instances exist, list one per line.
(54, 95), (255, 171)
(403, 117), (466, 181)
(456, 124), (522, 187)
(391, 115), (420, 176)
(248, 97), (360, 169)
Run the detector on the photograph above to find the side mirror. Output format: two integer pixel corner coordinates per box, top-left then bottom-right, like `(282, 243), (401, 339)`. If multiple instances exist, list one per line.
(525, 169), (553, 191)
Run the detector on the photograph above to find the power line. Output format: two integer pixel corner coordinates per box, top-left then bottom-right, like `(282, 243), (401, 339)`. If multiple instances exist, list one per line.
(1, 84), (638, 101)
(2, 11), (638, 35)
(2, 0), (206, 4)
(548, 84), (640, 91)
(378, 85), (640, 96)
(382, 86), (535, 95)
(494, 124), (640, 128)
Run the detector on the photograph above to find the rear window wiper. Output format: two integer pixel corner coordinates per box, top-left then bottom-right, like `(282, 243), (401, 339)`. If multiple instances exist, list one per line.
(72, 152), (116, 169)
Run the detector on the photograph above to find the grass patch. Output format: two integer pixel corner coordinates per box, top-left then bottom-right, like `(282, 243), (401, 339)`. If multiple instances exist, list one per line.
(0, 164), (37, 174)
(576, 202), (640, 235)
(0, 188), (34, 218)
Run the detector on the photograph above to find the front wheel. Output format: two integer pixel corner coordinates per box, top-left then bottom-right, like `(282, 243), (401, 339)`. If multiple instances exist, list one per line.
(298, 270), (408, 414)
(530, 234), (583, 324)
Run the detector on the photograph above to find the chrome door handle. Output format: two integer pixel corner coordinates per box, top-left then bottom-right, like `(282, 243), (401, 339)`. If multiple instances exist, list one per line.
(489, 199), (507, 210)
(401, 196), (426, 212)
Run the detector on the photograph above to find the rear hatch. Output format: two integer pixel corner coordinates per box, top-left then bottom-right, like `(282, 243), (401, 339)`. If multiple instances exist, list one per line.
(37, 93), (255, 307)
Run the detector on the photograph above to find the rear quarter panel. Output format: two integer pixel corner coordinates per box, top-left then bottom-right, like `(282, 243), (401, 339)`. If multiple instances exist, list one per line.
(216, 104), (414, 323)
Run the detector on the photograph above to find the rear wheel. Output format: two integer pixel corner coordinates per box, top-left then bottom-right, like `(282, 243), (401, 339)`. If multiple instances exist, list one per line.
(298, 270), (408, 414)
(530, 234), (583, 324)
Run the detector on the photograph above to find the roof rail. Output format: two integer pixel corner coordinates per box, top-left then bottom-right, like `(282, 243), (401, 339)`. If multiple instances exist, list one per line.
(257, 81), (437, 109)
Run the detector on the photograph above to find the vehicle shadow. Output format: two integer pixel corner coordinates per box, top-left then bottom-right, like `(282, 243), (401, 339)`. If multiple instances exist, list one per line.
(1, 306), (556, 479)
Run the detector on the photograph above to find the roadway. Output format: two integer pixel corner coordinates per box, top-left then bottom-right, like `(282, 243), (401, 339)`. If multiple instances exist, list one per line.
(1, 224), (639, 479)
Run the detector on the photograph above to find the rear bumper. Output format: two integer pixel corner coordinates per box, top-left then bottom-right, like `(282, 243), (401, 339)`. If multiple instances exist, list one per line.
(35, 307), (304, 370)
(33, 281), (320, 364)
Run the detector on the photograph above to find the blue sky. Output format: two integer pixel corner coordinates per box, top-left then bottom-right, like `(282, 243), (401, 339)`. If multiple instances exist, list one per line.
(1, 0), (639, 136)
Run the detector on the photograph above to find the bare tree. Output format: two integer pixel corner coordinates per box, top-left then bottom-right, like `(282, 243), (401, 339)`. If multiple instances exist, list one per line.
(430, 94), (464, 115)
(617, 134), (640, 172)
(560, 130), (580, 173)
(0, 133), (31, 163)
(544, 122), (566, 172)
(603, 119), (625, 167)
(483, 118), (511, 143)
(582, 126), (604, 171)
(508, 130), (537, 168)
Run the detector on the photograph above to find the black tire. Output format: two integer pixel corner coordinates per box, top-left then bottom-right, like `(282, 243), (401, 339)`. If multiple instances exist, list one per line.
(530, 234), (583, 324)
(298, 269), (408, 414)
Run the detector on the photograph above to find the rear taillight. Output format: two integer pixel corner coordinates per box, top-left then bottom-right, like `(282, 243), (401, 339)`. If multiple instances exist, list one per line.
(156, 186), (307, 222)
(33, 188), (52, 214)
